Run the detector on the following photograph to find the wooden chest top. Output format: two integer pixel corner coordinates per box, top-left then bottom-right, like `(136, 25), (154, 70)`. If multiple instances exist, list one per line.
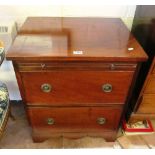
(6, 17), (147, 62)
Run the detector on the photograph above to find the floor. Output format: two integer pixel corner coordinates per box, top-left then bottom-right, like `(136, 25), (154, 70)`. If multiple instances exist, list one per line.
(0, 102), (155, 149)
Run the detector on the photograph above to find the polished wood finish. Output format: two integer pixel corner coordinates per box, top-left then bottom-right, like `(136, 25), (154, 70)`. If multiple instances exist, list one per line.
(7, 17), (147, 62)
(29, 106), (122, 142)
(6, 17), (147, 142)
(129, 57), (155, 122)
(21, 71), (134, 105)
(16, 62), (137, 72)
(28, 106), (123, 132)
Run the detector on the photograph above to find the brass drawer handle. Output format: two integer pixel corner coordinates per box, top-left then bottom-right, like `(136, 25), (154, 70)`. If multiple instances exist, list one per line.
(41, 83), (52, 93)
(47, 118), (55, 125)
(41, 63), (46, 68)
(97, 117), (106, 125)
(102, 83), (112, 92)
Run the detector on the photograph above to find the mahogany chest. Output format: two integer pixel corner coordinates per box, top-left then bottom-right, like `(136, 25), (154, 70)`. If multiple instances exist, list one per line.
(6, 17), (147, 142)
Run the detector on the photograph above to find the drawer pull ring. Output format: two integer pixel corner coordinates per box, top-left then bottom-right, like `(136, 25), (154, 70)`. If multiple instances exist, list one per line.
(47, 118), (55, 125)
(41, 83), (52, 93)
(102, 84), (112, 92)
(97, 117), (106, 125)
(41, 63), (46, 68)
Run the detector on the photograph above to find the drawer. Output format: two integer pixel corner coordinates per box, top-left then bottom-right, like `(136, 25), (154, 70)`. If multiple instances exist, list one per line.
(137, 94), (155, 114)
(27, 106), (123, 132)
(17, 62), (137, 71)
(144, 75), (155, 94)
(21, 71), (134, 105)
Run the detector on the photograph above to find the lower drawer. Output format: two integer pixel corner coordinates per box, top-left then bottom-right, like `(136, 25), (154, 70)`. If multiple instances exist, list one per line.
(27, 106), (123, 133)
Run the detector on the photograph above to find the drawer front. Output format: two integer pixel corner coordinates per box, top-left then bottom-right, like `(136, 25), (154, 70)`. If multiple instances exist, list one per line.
(17, 62), (137, 71)
(21, 71), (134, 105)
(144, 75), (155, 94)
(27, 106), (123, 132)
(137, 94), (155, 114)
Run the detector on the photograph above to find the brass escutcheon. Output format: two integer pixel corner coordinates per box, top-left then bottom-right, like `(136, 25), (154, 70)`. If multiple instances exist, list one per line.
(102, 83), (112, 93)
(97, 117), (106, 125)
(47, 118), (55, 125)
(41, 83), (52, 93)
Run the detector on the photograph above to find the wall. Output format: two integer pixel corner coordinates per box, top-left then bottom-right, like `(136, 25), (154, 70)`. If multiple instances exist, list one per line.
(0, 5), (136, 100)
(0, 5), (136, 29)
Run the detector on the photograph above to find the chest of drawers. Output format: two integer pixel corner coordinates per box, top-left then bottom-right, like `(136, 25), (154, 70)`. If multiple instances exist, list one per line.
(6, 17), (147, 142)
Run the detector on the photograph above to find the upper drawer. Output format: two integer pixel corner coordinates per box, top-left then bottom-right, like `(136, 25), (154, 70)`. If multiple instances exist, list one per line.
(16, 62), (137, 72)
(20, 71), (134, 105)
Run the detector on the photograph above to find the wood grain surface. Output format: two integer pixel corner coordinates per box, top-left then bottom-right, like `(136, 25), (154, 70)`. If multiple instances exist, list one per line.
(6, 17), (148, 62)
(5, 17), (148, 142)
(20, 71), (134, 105)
